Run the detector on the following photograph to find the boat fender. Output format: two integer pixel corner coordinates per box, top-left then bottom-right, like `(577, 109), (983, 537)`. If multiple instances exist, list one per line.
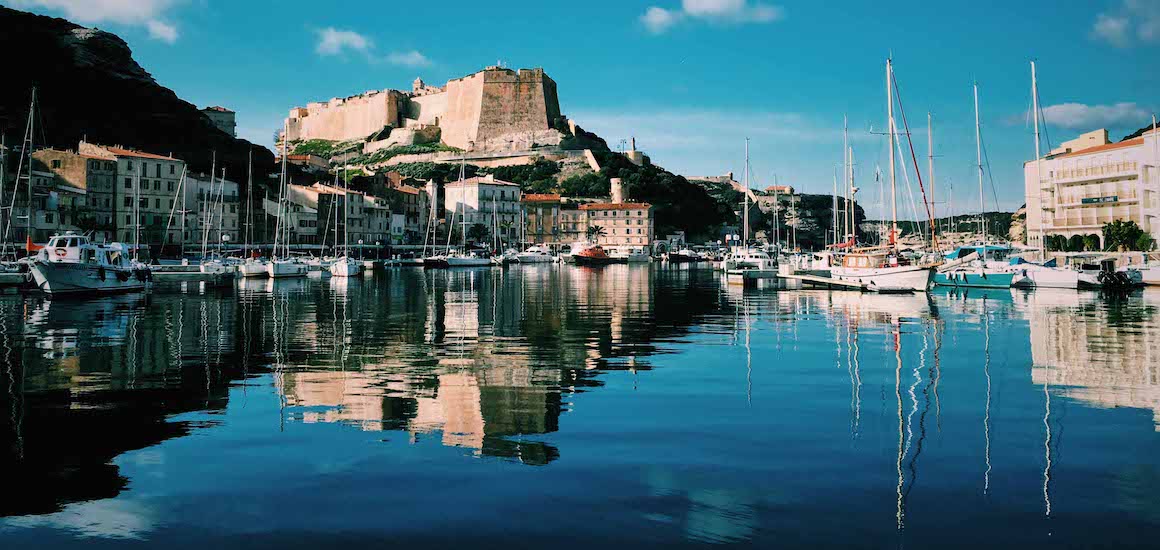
(116, 270), (130, 282)
(135, 270), (146, 282)
(98, 267), (106, 281)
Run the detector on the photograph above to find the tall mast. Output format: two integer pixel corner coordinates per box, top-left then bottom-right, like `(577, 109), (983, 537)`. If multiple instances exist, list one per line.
(1, 133), (6, 250)
(216, 167), (226, 257)
(848, 146), (855, 245)
(1031, 61), (1045, 259)
(974, 81), (986, 261)
(343, 167), (349, 257)
(273, 123), (287, 259)
(887, 59), (898, 248)
(743, 137), (749, 249)
(244, 149), (252, 257)
(25, 88), (36, 251)
(843, 116), (852, 245)
(202, 152), (216, 258)
(927, 112), (935, 243)
(832, 170), (838, 249)
(133, 163), (140, 261)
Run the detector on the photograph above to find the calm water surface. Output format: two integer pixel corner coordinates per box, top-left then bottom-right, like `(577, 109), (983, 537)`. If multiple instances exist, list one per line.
(1, 265), (1159, 548)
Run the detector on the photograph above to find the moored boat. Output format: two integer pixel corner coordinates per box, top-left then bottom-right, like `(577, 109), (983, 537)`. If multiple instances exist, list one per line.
(516, 245), (554, 264)
(573, 245), (617, 266)
(29, 233), (151, 295)
(329, 256), (362, 277)
(831, 249), (935, 292)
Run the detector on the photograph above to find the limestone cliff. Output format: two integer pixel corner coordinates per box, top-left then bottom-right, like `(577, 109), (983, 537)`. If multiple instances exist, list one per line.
(0, 6), (272, 179)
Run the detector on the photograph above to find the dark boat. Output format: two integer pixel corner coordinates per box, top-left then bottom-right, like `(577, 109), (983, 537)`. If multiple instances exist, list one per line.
(573, 246), (618, 266)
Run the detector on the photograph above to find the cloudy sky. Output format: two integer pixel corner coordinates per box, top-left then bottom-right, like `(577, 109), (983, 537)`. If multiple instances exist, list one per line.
(6, 0), (1159, 216)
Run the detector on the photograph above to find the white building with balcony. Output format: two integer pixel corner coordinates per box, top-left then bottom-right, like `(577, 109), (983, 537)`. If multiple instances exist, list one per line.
(1024, 128), (1160, 250)
(443, 175), (521, 244)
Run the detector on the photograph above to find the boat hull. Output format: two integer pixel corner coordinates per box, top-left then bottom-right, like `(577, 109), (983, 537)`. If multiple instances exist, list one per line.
(329, 259), (362, 277)
(445, 257), (492, 267)
(832, 264), (934, 292)
(515, 255), (553, 264)
(239, 261), (268, 278)
(267, 260), (307, 278)
(574, 255), (619, 266)
(30, 261), (148, 295)
(933, 270), (1016, 289)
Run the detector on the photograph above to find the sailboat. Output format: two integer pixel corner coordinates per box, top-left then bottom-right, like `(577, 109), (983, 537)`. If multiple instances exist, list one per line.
(934, 82), (1015, 288)
(267, 124), (308, 278)
(724, 138), (778, 273)
(329, 168), (362, 277)
(831, 59), (936, 293)
(239, 150), (268, 278)
(436, 155), (490, 268)
(1009, 61), (1100, 289)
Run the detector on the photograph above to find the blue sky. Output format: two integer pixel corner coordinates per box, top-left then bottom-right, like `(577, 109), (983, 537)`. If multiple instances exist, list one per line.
(7, 0), (1159, 217)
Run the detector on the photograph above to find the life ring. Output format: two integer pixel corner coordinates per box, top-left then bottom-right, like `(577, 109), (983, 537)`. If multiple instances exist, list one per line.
(55, 248), (67, 257)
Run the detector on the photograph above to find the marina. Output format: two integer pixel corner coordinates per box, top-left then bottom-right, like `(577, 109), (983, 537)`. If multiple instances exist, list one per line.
(2, 265), (1160, 547)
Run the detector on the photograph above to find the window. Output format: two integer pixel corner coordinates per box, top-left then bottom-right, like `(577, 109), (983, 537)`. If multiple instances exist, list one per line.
(45, 213), (54, 224)
(154, 198), (160, 209)
(126, 160), (133, 170)
(124, 177), (132, 189)
(51, 159), (61, 169)
(125, 215), (131, 224)
(124, 197), (132, 207)
(154, 181), (160, 191)
(155, 164), (161, 177)
(105, 199), (110, 208)
(170, 164), (175, 175)
(167, 182), (175, 192)
(168, 200), (173, 209)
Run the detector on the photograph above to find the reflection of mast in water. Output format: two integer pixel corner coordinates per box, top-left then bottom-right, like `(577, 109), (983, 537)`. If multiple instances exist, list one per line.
(1043, 378), (1052, 518)
(894, 320), (905, 531)
(2, 301), (22, 460)
(849, 319), (861, 439)
(271, 285), (287, 431)
(744, 295), (752, 406)
(932, 318), (942, 432)
(983, 301), (992, 495)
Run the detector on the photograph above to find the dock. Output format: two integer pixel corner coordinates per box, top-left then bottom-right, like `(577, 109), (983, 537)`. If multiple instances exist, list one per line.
(780, 273), (867, 291)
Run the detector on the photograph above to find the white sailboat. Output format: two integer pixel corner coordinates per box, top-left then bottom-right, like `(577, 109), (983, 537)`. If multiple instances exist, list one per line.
(831, 59), (935, 293)
(329, 168), (362, 277)
(1014, 61), (1101, 289)
(267, 124), (307, 278)
(724, 139), (778, 273)
(239, 150), (268, 278)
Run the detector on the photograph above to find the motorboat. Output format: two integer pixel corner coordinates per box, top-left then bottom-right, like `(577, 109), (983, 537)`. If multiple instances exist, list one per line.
(573, 245), (618, 266)
(516, 245), (554, 264)
(29, 233), (151, 295)
(831, 248), (936, 292)
(608, 246), (651, 263)
(665, 248), (700, 263)
(559, 241), (595, 264)
(329, 256), (362, 277)
(724, 248), (778, 271)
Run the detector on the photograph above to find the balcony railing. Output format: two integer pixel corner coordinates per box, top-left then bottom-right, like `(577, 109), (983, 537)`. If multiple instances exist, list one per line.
(1042, 161), (1138, 184)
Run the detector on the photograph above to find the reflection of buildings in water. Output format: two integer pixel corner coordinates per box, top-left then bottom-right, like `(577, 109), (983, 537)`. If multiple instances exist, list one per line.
(1027, 291), (1160, 429)
(279, 362), (562, 465)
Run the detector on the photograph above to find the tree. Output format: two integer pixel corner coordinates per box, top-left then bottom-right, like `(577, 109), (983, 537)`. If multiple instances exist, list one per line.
(1102, 220), (1148, 251)
(1135, 233), (1156, 252)
(1083, 234), (1101, 252)
(466, 223), (489, 244)
(586, 225), (606, 240)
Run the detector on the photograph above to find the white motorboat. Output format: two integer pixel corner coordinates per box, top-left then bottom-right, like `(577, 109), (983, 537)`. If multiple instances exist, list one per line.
(239, 259), (268, 278)
(831, 249), (935, 292)
(608, 246), (652, 263)
(29, 233), (151, 295)
(1009, 262), (1100, 289)
(329, 256), (362, 277)
(267, 259), (308, 278)
(516, 245), (554, 264)
(724, 248), (778, 271)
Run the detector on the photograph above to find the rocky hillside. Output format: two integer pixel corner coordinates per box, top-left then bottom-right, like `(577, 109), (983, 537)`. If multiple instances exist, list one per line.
(0, 7), (272, 179)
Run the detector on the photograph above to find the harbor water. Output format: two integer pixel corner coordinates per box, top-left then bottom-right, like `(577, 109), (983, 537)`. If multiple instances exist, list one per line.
(1, 265), (1159, 548)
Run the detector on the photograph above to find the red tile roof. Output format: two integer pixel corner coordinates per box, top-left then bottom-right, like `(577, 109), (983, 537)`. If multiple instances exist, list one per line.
(397, 185), (422, 195)
(1056, 137), (1144, 158)
(104, 147), (176, 160)
(579, 202), (652, 211)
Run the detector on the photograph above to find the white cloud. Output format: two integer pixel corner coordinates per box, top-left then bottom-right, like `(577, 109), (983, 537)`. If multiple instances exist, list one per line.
(385, 50), (432, 67)
(145, 19), (178, 44)
(640, 1), (783, 34)
(315, 27), (372, 56)
(641, 7), (681, 34)
(9, 0), (181, 43)
(1091, 0), (1160, 47)
(1040, 102), (1149, 129)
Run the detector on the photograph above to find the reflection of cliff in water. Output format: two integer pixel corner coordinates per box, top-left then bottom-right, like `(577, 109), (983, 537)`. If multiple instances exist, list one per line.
(0, 289), (249, 517)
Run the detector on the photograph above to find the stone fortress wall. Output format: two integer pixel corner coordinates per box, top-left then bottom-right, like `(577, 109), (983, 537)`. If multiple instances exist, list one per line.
(284, 66), (564, 153)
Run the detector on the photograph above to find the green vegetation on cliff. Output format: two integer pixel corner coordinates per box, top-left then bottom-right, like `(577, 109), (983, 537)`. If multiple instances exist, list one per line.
(349, 143), (461, 166)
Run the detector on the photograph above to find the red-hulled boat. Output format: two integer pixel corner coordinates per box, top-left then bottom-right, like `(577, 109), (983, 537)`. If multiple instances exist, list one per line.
(573, 245), (618, 266)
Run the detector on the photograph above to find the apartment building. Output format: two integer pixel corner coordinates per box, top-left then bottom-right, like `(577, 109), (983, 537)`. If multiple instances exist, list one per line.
(444, 175), (521, 244)
(522, 193), (563, 244)
(33, 148), (116, 242)
(1024, 128), (1160, 250)
(578, 202), (655, 247)
(79, 142), (186, 246)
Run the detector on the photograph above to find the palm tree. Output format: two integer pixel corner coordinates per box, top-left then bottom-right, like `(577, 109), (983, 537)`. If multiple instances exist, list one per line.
(586, 225), (606, 241)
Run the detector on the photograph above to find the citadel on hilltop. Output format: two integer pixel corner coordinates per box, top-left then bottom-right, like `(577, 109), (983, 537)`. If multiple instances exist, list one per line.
(283, 66), (565, 153)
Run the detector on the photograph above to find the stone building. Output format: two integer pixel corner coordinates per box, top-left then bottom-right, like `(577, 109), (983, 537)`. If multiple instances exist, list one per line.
(32, 148), (117, 242)
(521, 193), (562, 244)
(444, 175), (521, 245)
(201, 106), (237, 137)
(263, 193), (318, 246)
(78, 142), (187, 246)
(284, 66), (564, 153)
(558, 207), (587, 244)
(395, 184), (429, 244)
(579, 202), (655, 247)
(1024, 127), (1160, 250)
